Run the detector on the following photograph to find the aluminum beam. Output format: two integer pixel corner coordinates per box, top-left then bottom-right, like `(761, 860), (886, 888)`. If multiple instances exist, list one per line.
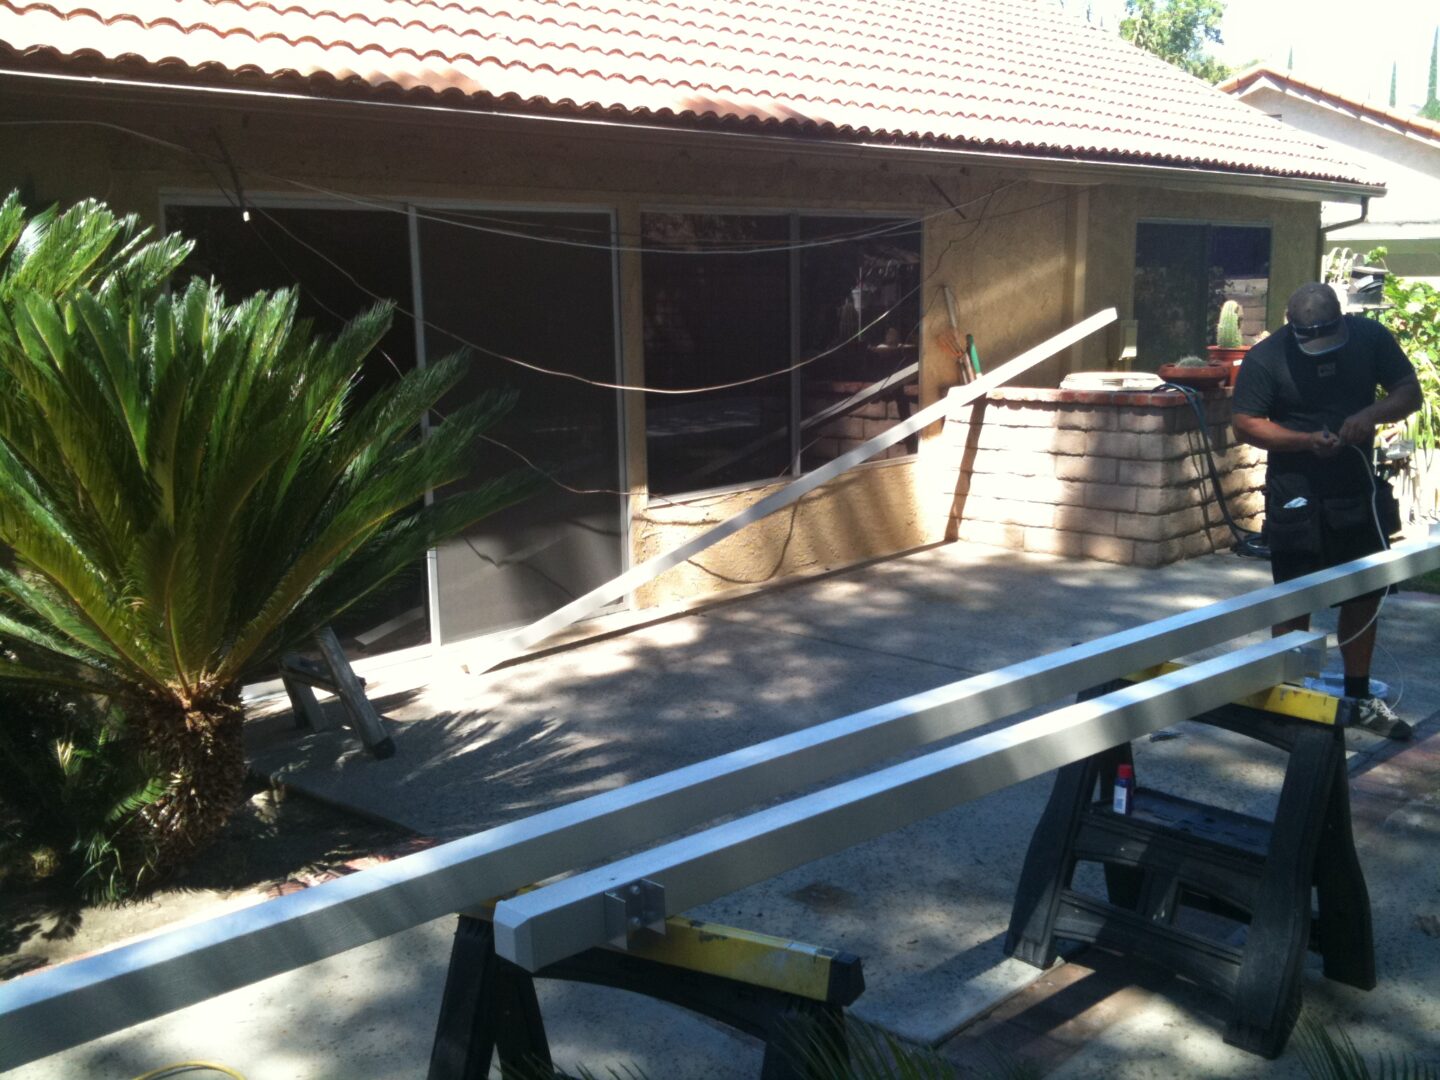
(470, 308), (1119, 671)
(2, 535), (1437, 1068)
(686, 360), (920, 484)
(494, 632), (1322, 971)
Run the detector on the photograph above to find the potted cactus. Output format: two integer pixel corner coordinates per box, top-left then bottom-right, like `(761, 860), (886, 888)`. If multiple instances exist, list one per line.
(1208, 299), (1250, 386)
(1157, 354), (1229, 391)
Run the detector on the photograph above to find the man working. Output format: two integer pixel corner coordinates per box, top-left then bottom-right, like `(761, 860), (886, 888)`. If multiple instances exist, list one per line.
(1232, 281), (1422, 739)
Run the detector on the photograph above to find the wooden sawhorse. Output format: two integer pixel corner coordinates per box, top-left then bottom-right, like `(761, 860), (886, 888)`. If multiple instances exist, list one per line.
(1005, 679), (1373, 1058)
(279, 626), (394, 759)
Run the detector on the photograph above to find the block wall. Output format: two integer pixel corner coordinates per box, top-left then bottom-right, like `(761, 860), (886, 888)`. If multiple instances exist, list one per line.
(940, 388), (1265, 567)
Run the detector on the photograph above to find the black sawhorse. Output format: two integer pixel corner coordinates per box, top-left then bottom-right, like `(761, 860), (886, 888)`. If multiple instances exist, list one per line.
(428, 913), (865, 1079)
(1005, 691), (1373, 1058)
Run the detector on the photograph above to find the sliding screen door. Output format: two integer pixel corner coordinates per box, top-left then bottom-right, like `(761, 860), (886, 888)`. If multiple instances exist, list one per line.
(418, 210), (623, 641)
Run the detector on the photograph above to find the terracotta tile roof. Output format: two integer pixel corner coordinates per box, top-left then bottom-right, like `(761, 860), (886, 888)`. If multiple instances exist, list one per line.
(1221, 66), (1440, 146)
(0, 0), (1372, 186)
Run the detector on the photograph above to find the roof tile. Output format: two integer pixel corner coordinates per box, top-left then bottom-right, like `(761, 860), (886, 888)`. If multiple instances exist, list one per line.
(0, 0), (1371, 184)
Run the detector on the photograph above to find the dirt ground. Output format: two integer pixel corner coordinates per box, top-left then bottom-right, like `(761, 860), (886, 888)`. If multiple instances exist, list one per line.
(0, 774), (422, 982)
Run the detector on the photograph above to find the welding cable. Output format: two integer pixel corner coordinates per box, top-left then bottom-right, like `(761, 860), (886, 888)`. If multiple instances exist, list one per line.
(1157, 382), (1268, 558)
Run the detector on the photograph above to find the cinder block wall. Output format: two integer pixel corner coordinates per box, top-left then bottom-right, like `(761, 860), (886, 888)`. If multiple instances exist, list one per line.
(940, 388), (1265, 567)
(801, 383), (919, 464)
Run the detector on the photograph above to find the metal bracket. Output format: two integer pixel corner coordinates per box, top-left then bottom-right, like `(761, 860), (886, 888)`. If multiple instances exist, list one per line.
(1298, 639), (1329, 680)
(603, 878), (667, 949)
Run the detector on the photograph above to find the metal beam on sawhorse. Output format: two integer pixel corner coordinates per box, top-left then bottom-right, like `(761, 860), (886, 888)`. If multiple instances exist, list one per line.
(6, 531), (1436, 1072)
(429, 908), (863, 1080)
(1005, 684), (1372, 1058)
(280, 626), (395, 759)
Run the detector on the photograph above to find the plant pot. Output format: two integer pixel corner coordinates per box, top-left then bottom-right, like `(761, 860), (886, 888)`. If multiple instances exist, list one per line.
(1156, 363), (1229, 391)
(1207, 345), (1250, 387)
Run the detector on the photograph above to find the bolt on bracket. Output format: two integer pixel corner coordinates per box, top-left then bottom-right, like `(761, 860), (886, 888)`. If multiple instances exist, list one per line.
(603, 878), (667, 949)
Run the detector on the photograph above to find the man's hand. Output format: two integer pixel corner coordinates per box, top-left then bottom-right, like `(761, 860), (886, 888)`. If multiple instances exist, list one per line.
(1338, 413), (1377, 446)
(1309, 429), (1342, 458)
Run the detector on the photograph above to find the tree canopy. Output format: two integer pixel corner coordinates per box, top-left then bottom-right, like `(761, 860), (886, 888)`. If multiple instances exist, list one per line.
(1422, 27), (1440, 122)
(1120, 0), (1231, 84)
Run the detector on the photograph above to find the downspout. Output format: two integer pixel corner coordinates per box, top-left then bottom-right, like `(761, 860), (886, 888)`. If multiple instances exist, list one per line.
(1321, 195), (1370, 235)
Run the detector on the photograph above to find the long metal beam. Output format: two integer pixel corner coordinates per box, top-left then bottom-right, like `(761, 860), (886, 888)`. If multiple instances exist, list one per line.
(2, 535), (1437, 1068)
(493, 632), (1322, 971)
(471, 308), (1118, 671)
(685, 360), (920, 485)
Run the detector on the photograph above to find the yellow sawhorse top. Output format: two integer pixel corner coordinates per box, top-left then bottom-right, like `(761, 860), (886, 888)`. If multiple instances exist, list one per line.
(473, 894), (860, 1005)
(1126, 661), (1340, 726)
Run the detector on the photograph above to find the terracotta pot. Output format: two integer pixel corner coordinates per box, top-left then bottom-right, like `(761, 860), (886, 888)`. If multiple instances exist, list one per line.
(1208, 345), (1250, 387)
(1156, 363), (1229, 391)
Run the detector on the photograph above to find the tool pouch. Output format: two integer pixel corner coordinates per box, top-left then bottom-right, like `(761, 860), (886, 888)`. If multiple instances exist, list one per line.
(1265, 482), (1323, 558)
(1321, 495), (1374, 534)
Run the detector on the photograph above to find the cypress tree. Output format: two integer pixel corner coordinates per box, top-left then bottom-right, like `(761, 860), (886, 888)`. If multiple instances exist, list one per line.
(1390, 62), (1397, 108)
(1425, 28), (1440, 121)
(1287, 46), (1293, 71)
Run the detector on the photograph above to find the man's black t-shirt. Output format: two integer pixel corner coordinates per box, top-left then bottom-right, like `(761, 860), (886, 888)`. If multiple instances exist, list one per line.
(1232, 315), (1414, 494)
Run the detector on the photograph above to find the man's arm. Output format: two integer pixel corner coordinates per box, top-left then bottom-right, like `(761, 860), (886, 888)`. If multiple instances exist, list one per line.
(1233, 412), (1343, 458)
(1337, 375), (1423, 445)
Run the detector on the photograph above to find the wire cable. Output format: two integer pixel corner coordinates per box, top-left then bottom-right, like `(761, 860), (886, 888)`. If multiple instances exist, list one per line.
(249, 202), (924, 395)
(5, 117), (1069, 397)
(0, 119), (1018, 257)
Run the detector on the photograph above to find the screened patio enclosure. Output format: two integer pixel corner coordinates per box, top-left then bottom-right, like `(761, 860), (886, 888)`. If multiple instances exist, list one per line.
(165, 200), (924, 659)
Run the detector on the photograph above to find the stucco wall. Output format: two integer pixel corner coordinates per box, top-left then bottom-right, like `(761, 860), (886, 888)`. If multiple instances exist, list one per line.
(0, 80), (1325, 616)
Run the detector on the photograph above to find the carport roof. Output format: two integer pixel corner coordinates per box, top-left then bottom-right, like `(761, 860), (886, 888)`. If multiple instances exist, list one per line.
(0, 0), (1374, 188)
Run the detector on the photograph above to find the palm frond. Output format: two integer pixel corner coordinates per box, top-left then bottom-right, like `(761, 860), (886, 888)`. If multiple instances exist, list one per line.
(1295, 1013), (1440, 1080)
(2, 191), (527, 701)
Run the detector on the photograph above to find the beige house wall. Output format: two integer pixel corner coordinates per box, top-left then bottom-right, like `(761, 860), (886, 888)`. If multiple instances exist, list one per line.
(1231, 84), (1440, 286)
(0, 82), (1323, 615)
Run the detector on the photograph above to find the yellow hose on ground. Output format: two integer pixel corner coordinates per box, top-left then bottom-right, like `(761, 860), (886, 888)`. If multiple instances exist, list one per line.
(130, 1064), (246, 1080)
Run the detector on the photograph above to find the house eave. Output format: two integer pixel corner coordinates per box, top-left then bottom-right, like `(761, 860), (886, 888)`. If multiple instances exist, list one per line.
(0, 66), (1384, 205)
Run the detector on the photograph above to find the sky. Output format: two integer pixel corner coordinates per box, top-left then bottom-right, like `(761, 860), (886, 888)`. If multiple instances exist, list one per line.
(1076, 0), (1439, 109)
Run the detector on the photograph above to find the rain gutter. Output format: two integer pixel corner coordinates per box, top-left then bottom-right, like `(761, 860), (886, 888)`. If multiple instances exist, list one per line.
(0, 67), (1384, 205)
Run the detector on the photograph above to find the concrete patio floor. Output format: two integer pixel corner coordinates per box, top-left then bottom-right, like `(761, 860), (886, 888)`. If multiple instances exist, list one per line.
(12, 539), (1440, 1079)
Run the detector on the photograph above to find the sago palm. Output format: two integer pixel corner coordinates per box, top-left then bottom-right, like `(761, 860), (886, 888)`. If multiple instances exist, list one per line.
(0, 192), (529, 882)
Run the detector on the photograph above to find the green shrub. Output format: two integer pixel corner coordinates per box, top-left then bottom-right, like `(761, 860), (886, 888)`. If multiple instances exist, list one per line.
(0, 685), (163, 902)
(1371, 257), (1440, 456)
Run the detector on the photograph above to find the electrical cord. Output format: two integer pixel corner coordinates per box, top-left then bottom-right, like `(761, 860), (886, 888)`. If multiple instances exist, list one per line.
(1334, 442), (1389, 649)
